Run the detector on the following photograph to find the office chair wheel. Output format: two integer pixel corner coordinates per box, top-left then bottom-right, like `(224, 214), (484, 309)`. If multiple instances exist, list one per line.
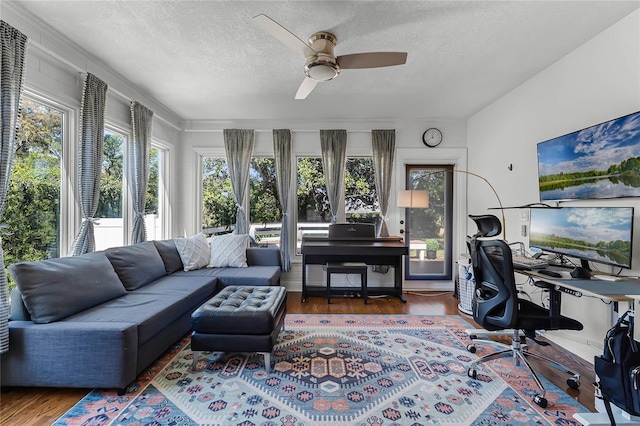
(466, 344), (477, 353)
(467, 368), (477, 379)
(533, 394), (548, 408)
(567, 375), (580, 389)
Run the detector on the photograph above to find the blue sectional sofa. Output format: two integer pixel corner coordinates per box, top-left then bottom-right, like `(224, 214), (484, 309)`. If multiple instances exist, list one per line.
(1, 239), (281, 392)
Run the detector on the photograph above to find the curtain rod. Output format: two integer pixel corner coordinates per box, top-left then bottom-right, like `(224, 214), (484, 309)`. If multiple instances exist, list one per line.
(184, 129), (380, 133)
(27, 39), (182, 132)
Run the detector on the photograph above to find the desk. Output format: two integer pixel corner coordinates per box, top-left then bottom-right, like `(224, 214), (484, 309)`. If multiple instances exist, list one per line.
(300, 236), (408, 303)
(518, 268), (640, 425)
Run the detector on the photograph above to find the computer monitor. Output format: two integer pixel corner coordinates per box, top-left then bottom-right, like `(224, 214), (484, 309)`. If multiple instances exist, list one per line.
(529, 207), (634, 273)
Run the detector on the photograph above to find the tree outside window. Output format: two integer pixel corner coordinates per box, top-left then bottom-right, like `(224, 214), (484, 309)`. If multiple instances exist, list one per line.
(202, 157), (235, 232)
(249, 157), (281, 246)
(4, 98), (62, 291)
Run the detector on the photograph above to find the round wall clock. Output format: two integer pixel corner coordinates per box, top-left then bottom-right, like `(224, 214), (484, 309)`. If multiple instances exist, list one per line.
(422, 128), (443, 147)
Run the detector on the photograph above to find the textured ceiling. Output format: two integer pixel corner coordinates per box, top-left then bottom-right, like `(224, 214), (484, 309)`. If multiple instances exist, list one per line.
(9, 1), (640, 122)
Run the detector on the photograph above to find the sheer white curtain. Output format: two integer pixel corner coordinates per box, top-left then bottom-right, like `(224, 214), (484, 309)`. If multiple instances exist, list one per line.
(273, 129), (291, 271)
(129, 101), (154, 244)
(320, 130), (347, 224)
(70, 73), (108, 255)
(0, 20), (27, 353)
(224, 129), (254, 235)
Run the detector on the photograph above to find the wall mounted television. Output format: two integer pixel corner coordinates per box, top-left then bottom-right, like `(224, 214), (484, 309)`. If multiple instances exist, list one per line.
(537, 110), (640, 201)
(529, 207), (634, 273)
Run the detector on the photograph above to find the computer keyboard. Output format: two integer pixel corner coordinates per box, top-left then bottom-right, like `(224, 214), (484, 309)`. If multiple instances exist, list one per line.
(512, 254), (548, 269)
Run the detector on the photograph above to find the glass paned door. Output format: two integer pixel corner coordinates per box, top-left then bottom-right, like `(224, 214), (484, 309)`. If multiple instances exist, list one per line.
(404, 165), (453, 280)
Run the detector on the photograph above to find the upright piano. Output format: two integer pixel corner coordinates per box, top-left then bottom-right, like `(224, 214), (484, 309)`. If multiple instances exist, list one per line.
(300, 224), (408, 302)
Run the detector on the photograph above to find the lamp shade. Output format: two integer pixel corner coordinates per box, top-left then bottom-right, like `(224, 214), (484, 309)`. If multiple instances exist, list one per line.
(397, 190), (429, 208)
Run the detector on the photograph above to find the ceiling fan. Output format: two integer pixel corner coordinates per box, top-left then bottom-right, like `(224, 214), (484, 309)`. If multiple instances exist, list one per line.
(253, 14), (408, 99)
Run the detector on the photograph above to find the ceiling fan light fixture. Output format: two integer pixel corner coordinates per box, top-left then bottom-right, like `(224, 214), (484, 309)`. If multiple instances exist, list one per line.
(305, 60), (340, 81)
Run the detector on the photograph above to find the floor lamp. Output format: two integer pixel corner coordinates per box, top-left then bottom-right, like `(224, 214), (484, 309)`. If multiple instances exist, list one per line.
(449, 169), (506, 241)
(396, 189), (429, 242)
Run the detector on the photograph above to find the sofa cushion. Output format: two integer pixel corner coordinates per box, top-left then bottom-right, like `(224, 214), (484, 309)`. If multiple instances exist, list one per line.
(9, 252), (127, 324)
(175, 233), (210, 271)
(65, 275), (218, 344)
(171, 265), (280, 287)
(152, 239), (184, 274)
(105, 241), (166, 291)
(209, 234), (250, 268)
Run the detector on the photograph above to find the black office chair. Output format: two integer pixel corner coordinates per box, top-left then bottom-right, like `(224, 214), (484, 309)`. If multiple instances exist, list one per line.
(466, 214), (583, 408)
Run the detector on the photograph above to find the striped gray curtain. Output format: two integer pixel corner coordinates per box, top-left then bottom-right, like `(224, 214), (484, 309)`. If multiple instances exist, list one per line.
(129, 101), (153, 244)
(0, 21), (27, 353)
(70, 73), (108, 256)
(372, 130), (395, 274)
(320, 130), (347, 224)
(224, 129), (254, 235)
(273, 129), (291, 271)
(372, 129), (395, 237)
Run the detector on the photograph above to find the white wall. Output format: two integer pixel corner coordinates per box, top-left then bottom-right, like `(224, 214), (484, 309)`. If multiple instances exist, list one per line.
(467, 10), (640, 361)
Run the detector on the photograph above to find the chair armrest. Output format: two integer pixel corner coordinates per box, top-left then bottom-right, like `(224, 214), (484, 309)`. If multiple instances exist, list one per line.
(246, 247), (281, 267)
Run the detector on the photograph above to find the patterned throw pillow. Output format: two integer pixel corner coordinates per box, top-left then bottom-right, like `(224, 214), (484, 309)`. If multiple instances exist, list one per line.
(174, 233), (210, 271)
(209, 234), (250, 268)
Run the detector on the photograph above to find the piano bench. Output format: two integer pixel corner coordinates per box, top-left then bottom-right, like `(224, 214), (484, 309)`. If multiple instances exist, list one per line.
(324, 262), (368, 304)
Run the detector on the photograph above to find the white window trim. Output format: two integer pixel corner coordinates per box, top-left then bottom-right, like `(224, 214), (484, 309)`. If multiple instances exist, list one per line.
(193, 147), (227, 235)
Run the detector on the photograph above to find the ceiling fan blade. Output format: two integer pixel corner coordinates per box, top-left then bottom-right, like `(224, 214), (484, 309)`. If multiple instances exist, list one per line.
(295, 77), (318, 100)
(253, 14), (316, 59)
(337, 52), (408, 69)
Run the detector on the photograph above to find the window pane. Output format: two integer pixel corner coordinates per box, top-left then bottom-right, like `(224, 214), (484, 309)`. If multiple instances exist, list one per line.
(145, 147), (162, 240)
(95, 129), (124, 249)
(5, 98), (62, 289)
(296, 157), (329, 253)
(202, 157), (235, 233)
(345, 157), (380, 227)
(249, 157), (281, 247)
(405, 165), (453, 280)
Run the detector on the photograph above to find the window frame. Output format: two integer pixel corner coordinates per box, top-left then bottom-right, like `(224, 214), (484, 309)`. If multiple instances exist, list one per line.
(20, 90), (77, 257)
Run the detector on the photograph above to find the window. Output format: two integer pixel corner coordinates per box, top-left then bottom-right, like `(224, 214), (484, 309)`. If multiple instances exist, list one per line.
(94, 129), (125, 249)
(296, 157), (329, 252)
(201, 156), (235, 233)
(5, 98), (64, 290)
(295, 156), (379, 253)
(345, 157), (380, 227)
(249, 157), (281, 247)
(145, 146), (166, 240)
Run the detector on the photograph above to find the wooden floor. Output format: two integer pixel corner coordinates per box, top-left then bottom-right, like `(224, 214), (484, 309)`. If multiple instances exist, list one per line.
(0, 292), (596, 425)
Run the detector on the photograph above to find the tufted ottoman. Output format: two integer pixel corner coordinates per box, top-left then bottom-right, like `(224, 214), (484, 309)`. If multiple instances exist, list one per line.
(190, 285), (287, 373)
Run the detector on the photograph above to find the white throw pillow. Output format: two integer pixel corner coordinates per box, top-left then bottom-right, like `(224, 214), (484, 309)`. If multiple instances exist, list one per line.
(209, 234), (250, 268)
(174, 233), (210, 271)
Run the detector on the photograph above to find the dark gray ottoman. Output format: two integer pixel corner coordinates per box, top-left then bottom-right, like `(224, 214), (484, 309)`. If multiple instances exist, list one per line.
(190, 285), (287, 373)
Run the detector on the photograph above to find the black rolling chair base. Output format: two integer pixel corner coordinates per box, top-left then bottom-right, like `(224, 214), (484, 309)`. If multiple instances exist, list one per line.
(466, 330), (580, 408)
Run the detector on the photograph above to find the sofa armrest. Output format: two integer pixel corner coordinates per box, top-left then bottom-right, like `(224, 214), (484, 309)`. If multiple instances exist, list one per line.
(246, 247), (281, 268)
(1, 321), (138, 389)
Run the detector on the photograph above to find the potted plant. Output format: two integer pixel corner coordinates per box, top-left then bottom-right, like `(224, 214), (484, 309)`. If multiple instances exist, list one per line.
(425, 238), (439, 259)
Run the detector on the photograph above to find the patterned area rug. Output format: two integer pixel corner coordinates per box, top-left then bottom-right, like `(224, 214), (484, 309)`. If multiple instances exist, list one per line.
(55, 315), (587, 425)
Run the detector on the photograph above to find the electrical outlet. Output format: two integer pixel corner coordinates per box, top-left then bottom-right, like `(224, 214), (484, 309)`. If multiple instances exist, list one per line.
(521, 224), (527, 237)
